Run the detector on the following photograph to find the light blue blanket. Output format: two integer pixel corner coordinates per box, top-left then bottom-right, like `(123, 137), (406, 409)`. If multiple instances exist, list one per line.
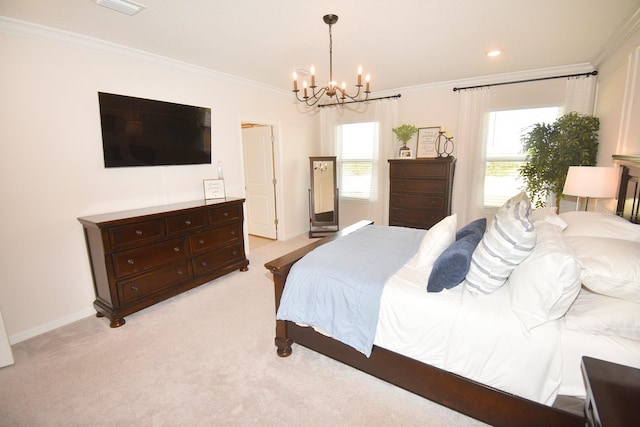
(276, 225), (425, 357)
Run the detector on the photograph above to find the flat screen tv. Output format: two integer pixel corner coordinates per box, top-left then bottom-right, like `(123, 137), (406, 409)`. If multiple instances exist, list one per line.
(98, 92), (211, 168)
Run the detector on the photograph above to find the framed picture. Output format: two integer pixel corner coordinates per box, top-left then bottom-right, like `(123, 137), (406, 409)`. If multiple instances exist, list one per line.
(399, 148), (413, 158)
(203, 179), (226, 200)
(416, 127), (440, 158)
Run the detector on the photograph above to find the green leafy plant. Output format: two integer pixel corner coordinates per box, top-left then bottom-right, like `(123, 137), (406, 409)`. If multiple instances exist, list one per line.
(392, 124), (418, 144)
(519, 112), (600, 208)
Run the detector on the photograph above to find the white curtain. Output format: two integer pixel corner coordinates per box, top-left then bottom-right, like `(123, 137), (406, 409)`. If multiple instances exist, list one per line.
(320, 98), (398, 226)
(564, 74), (597, 115)
(452, 87), (490, 226)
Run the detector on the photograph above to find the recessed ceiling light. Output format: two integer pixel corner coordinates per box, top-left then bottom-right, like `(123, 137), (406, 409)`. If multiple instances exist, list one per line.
(95, 0), (146, 16)
(487, 50), (502, 57)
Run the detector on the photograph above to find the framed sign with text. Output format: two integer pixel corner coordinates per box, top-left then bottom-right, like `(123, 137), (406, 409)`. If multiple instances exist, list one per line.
(203, 179), (226, 200)
(416, 127), (440, 158)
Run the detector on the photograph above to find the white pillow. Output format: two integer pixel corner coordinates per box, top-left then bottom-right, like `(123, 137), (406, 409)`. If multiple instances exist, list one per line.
(560, 211), (640, 242)
(566, 236), (640, 302)
(509, 221), (581, 334)
(530, 207), (568, 230)
(465, 192), (536, 296)
(408, 214), (457, 274)
(565, 287), (640, 341)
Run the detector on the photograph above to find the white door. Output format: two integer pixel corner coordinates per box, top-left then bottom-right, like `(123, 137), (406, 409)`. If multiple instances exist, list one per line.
(242, 125), (277, 239)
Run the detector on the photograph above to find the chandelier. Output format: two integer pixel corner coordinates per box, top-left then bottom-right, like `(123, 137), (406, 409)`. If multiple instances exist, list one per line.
(292, 14), (371, 107)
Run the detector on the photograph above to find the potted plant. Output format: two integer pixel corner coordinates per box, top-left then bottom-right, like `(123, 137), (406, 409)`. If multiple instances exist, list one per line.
(519, 112), (600, 208)
(392, 124), (418, 157)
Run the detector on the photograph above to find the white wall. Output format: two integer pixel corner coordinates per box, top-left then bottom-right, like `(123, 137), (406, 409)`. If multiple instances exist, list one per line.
(595, 25), (640, 161)
(0, 20), (315, 343)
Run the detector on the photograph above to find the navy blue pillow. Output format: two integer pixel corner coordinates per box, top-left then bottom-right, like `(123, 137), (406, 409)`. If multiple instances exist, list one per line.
(427, 218), (486, 292)
(455, 217), (487, 240)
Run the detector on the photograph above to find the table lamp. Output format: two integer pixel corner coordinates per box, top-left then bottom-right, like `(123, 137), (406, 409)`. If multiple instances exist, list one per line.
(563, 166), (618, 210)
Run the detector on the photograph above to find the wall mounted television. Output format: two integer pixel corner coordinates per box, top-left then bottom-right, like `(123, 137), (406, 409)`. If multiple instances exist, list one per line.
(98, 92), (211, 168)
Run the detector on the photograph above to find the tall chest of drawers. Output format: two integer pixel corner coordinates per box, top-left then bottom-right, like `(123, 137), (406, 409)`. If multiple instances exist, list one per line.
(78, 198), (249, 327)
(388, 158), (456, 229)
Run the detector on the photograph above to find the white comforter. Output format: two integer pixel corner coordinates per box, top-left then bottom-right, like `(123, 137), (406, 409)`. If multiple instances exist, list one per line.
(375, 262), (562, 405)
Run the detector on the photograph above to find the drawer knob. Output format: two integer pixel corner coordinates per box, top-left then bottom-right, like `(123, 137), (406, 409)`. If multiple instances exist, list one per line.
(223, 212), (229, 217)
(230, 230), (236, 236)
(201, 261), (207, 266)
(176, 269), (183, 275)
(185, 220), (192, 225)
(431, 200), (436, 205)
(232, 250), (237, 256)
(127, 259), (134, 265)
(135, 230), (143, 236)
(198, 239), (205, 245)
(173, 247), (180, 253)
(131, 286), (138, 291)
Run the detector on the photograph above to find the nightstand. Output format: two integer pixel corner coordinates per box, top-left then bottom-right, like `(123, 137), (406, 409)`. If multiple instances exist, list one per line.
(581, 356), (640, 427)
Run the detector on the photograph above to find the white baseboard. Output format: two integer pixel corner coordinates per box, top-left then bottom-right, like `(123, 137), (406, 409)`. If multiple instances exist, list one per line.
(9, 308), (96, 345)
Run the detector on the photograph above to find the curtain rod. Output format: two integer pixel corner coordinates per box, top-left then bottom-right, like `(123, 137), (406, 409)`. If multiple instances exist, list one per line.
(452, 70), (598, 92)
(317, 93), (402, 108)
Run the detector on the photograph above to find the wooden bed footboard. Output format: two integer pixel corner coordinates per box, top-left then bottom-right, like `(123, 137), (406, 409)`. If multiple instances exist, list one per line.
(264, 220), (584, 427)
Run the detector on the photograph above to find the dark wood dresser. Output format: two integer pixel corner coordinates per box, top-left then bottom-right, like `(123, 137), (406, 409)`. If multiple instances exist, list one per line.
(388, 157), (456, 229)
(78, 198), (249, 327)
(581, 356), (640, 427)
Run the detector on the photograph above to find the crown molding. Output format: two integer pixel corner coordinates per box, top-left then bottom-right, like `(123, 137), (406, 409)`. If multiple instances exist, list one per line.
(592, 6), (640, 69)
(0, 16), (289, 96)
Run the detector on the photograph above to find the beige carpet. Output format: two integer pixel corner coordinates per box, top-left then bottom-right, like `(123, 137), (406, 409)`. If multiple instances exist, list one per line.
(0, 234), (487, 426)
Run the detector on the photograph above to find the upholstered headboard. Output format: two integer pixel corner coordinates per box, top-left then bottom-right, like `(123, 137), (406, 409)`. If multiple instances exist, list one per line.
(614, 155), (640, 224)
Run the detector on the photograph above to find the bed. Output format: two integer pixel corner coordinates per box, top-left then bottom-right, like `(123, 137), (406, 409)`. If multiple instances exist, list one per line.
(265, 158), (640, 427)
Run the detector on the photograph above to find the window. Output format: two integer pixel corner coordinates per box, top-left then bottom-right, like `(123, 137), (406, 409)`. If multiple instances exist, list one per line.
(337, 122), (378, 199)
(484, 107), (559, 207)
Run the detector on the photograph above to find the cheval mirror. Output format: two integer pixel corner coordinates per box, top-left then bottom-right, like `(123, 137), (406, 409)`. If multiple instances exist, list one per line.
(309, 156), (339, 237)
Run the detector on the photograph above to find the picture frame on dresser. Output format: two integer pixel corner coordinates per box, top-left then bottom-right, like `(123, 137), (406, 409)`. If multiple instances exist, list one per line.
(399, 148), (413, 158)
(416, 127), (440, 158)
(203, 179), (226, 200)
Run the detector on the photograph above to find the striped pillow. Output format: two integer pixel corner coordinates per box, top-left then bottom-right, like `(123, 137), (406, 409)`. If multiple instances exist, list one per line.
(464, 192), (536, 296)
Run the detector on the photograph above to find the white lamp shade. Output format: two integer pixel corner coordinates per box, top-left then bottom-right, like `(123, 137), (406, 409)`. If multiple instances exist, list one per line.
(563, 166), (618, 198)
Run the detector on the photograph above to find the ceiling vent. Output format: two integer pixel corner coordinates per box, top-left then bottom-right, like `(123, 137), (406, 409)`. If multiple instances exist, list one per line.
(95, 0), (146, 16)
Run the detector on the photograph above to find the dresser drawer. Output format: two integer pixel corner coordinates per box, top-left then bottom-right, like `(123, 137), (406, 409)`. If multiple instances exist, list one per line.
(391, 179), (446, 194)
(391, 193), (444, 210)
(190, 223), (242, 255)
(193, 243), (244, 276)
(117, 261), (193, 305)
(390, 207), (445, 229)
(209, 204), (243, 225)
(390, 162), (448, 179)
(165, 211), (207, 235)
(109, 219), (166, 250)
(113, 238), (189, 278)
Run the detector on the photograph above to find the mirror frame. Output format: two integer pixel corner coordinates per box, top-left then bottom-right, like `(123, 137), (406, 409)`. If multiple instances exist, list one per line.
(309, 156), (339, 238)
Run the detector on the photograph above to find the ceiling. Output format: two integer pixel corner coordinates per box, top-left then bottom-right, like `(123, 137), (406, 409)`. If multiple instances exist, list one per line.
(2, 0), (640, 94)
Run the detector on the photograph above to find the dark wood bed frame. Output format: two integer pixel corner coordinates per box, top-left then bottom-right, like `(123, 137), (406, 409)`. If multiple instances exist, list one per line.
(265, 158), (640, 427)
